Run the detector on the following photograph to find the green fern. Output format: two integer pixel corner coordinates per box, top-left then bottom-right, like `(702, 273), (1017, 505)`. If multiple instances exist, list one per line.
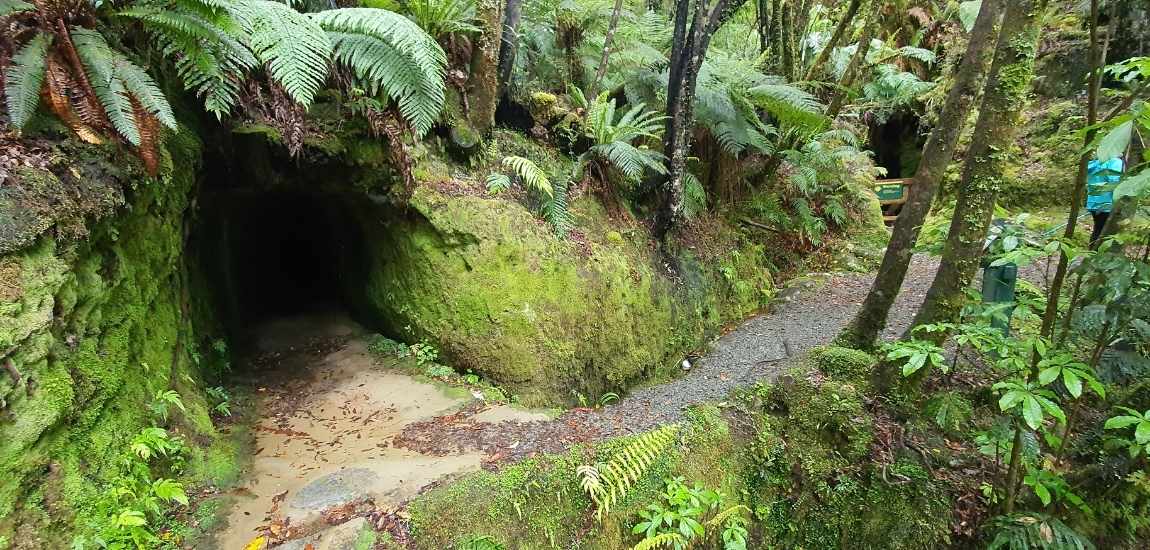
(485, 173), (512, 194)
(682, 170), (706, 219)
(578, 424), (679, 522)
(236, 0), (331, 106)
(986, 513), (1094, 550)
(3, 32), (49, 129)
(457, 535), (505, 550)
(313, 7), (447, 135)
(71, 29), (177, 145)
(118, 0), (256, 118)
(0, 0), (32, 17)
(706, 504), (750, 527)
(500, 155), (553, 197)
(543, 177), (574, 238)
(632, 533), (685, 550)
(748, 82), (828, 133)
(401, 0), (481, 40)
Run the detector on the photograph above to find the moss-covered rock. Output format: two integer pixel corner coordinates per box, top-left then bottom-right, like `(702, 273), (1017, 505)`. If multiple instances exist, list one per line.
(408, 405), (749, 549)
(0, 133), (224, 545)
(745, 372), (952, 548)
(351, 183), (772, 405)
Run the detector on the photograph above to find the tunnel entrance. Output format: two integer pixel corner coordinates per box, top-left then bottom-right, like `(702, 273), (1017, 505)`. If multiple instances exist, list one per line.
(223, 189), (361, 322)
(869, 112), (925, 179)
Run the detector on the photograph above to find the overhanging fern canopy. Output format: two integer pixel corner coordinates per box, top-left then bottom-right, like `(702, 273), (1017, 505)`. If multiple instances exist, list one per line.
(312, 7), (447, 136)
(235, 0), (332, 107)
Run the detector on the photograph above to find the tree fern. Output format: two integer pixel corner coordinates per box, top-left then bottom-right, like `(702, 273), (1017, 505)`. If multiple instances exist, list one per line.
(235, 0), (331, 106)
(578, 424), (679, 522)
(3, 32), (50, 129)
(748, 82), (828, 133)
(401, 0), (481, 40)
(312, 7), (446, 135)
(119, 0), (256, 118)
(70, 29), (177, 145)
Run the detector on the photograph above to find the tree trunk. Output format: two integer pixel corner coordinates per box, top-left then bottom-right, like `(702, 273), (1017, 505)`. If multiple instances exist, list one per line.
(590, 0), (626, 97)
(780, 1), (795, 80)
(803, 0), (863, 82)
(497, 0), (523, 90)
(655, 0), (749, 241)
(1039, 0), (1111, 339)
(468, 0), (505, 135)
(824, 0), (879, 119)
(836, 0), (1004, 350)
(757, 0), (769, 54)
(909, 0), (1042, 332)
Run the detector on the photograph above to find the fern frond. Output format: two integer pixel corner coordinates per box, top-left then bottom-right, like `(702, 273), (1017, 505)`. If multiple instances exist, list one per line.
(986, 513), (1094, 550)
(485, 173), (512, 194)
(578, 424), (678, 522)
(71, 29), (176, 145)
(41, 53), (102, 143)
(748, 82), (828, 133)
(0, 0), (32, 17)
(502, 155), (552, 196)
(118, 5), (255, 117)
(4, 32), (50, 129)
(632, 533), (685, 550)
(235, 0), (331, 106)
(543, 177), (574, 237)
(682, 170), (706, 219)
(314, 8), (446, 135)
(706, 504), (751, 527)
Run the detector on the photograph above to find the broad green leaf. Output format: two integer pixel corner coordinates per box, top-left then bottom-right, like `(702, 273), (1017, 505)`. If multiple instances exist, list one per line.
(1022, 396), (1043, 430)
(1000, 390), (1025, 411)
(1136, 421), (1150, 445)
(1096, 119), (1133, 160)
(958, 1), (981, 32)
(1033, 481), (1051, 506)
(1037, 366), (1059, 386)
(1104, 416), (1140, 430)
(115, 510), (147, 528)
(1114, 170), (1150, 202)
(1062, 369), (1082, 398)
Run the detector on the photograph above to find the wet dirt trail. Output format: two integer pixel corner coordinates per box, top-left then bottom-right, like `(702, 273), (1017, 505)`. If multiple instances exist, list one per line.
(213, 313), (548, 550)
(217, 256), (961, 549)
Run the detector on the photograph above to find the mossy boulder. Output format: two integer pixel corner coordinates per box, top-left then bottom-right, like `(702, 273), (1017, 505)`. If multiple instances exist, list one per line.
(351, 184), (772, 405)
(0, 133), (223, 545)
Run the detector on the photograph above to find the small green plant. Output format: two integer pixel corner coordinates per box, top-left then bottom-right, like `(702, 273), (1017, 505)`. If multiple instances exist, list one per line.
(146, 390), (186, 424)
(881, 338), (946, 377)
(599, 392), (620, 407)
(424, 364), (455, 378)
(205, 386), (232, 417)
(410, 340), (440, 366)
(985, 513), (1094, 550)
(1104, 407), (1150, 457)
(630, 477), (751, 550)
(456, 534), (505, 550)
(578, 424), (679, 522)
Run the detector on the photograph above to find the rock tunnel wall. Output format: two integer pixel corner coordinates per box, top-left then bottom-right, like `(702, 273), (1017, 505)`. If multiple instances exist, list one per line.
(0, 133), (223, 544)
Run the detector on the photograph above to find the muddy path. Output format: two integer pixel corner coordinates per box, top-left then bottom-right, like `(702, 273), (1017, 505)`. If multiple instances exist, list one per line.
(213, 313), (548, 549)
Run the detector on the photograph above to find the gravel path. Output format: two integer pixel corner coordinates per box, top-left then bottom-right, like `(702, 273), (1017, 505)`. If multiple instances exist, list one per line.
(394, 255), (943, 464)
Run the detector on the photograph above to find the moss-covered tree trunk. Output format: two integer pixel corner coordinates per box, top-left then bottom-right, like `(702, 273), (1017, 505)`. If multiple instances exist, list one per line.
(909, 0), (1042, 332)
(803, 0), (862, 81)
(469, 0), (505, 135)
(589, 0), (625, 97)
(497, 0), (523, 89)
(779, 1), (795, 80)
(825, 0), (881, 119)
(655, 0), (749, 241)
(837, 0), (1004, 349)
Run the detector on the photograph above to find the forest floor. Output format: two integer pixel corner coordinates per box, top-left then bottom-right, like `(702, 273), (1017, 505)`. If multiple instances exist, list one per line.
(214, 253), (1057, 549)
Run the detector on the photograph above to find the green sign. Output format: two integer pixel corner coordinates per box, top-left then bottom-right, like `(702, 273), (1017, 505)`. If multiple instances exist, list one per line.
(874, 183), (905, 201)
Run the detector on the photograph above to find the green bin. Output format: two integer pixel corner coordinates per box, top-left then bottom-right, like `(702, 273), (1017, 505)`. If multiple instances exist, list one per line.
(981, 262), (1017, 335)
